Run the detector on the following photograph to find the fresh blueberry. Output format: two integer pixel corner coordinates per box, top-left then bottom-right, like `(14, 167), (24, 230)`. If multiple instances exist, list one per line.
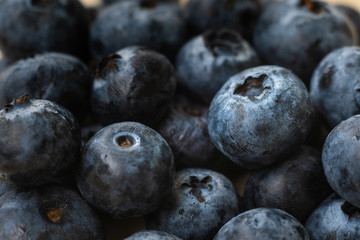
(310, 46), (360, 128)
(176, 29), (260, 104)
(208, 66), (313, 169)
(124, 230), (182, 240)
(91, 0), (187, 61)
(322, 115), (360, 209)
(91, 46), (176, 127)
(184, 0), (263, 42)
(0, 185), (105, 240)
(0, 94), (81, 187)
(0, 0), (90, 62)
(243, 145), (331, 222)
(214, 208), (309, 240)
(254, 0), (354, 84)
(0, 52), (94, 120)
(157, 95), (220, 168)
(146, 168), (242, 240)
(305, 194), (360, 240)
(337, 5), (360, 45)
(77, 121), (175, 219)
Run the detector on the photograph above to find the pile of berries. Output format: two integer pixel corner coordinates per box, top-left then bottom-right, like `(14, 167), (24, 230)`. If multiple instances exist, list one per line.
(0, 0), (360, 239)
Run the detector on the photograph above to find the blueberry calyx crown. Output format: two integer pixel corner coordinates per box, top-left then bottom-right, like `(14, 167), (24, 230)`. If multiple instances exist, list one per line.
(298, 0), (324, 14)
(233, 74), (270, 100)
(181, 175), (213, 203)
(183, 106), (202, 117)
(95, 53), (122, 77)
(3, 93), (33, 112)
(341, 201), (360, 220)
(140, 0), (158, 9)
(203, 29), (244, 57)
(40, 200), (69, 224)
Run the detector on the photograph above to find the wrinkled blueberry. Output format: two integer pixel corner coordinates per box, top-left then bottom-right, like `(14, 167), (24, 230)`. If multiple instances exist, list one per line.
(125, 230), (182, 240)
(310, 46), (360, 127)
(0, 94), (81, 187)
(254, 0), (354, 84)
(176, 29), (260, 104)
(208, 66), (313, 169)
(0, 185), (105, 240)
(305, 194), (360, 240)
(214, 208), (309, 240)
(91, 46), (176, 127)
(146, 168), (242, 240)
(322, 115), (360, 208)
(243, 145), (331, 222)
(0, 52), (93, 120)
(77, 122), (175, 219)
(91, 0), (187, 61)
(0, 0), (90, 62)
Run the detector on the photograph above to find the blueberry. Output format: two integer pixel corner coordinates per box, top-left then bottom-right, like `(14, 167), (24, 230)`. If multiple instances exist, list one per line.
(0, 52), (94, 120)
(184, 0), (263, 42)
(310, 46), (360, 128)
(0, 0), (90, 62)
(125, 230), (182, 240)
(243, 145), (331, 222)
(176, 29), (260, 104)
(146, 168), (242, 240)
(305, 194), (360, 240)
(91, 0), (187, 61)
(157, 95), (220, 168)
(208, 66), (313, 169)
(0, 94), (81, 187)
(214, 208), (309, 240)
(77, 121), (175, 219)
(254, 0), (354, 84)
(91, 46), (176, 127)
(322, 115), (360, 209)
(0, 185), (105, 240)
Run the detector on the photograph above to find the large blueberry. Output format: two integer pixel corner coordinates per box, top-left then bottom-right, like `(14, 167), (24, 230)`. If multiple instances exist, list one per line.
(305, 194), (360, 239)
(0, 94), (81, 187)
(0, 52), (93, 120)
(254, 0), (354, 84)
(243, 145), (331, 222)
(0, 185), (105, 240)
(214, 208), (309, 240)
(77, 122), (175, 219)
(208, 66), (313, 169)
(124, 230), (182, 240)
(91, 0), (187, 61)
(91, 46), (176, 127)
(322, 115), (360, 208)
(310, 46), (360, 128)
(176, 29), (260, 104)
(0, 0), (90, 62)
(146, 168), (242, 240)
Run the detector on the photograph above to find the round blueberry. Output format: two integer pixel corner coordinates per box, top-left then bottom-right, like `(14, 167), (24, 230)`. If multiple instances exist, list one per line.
(146, 168), (242, 240)
(77, 121), (175, 219)
(124, 230), (182, 240)
(214, 208), (309, 240)
(0, 94), (81, 187)
(208, 66), (313, 169)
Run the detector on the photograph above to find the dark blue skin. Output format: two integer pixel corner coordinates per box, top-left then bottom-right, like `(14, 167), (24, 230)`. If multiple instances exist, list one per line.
(125, 230), (182, 240)
(184, 0), (263, 42)
(322, 115), (360, 209)
(146, 168), (242, 240)
(176, 29), (260, 104)
(0, 185), (105, 240)
(310, 46), (360, 128)
(0, 52), (94, 120)
(305, 194), (360, 239)
(91, 0), (187, 61)
(337, 5), (360, 45)
(254, 0), (354, 85)
(243, 145), (331, 223)
(0, 0), (90, 62)
(208, 66), (313, 169)
(214, 208), (310, 240)
(157, 95), (220, 169)
(77, 122), (175, 219)
(91, 46), (176, 127)
(0, 94), (81, 187)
